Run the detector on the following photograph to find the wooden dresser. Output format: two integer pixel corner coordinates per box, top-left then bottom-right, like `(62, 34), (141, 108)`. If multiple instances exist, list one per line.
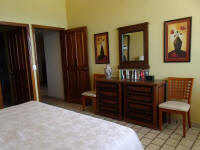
(96, 78), (165, 129)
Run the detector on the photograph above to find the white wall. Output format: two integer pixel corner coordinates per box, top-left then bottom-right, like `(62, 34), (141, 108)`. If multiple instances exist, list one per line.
(43, 31), (64, 99)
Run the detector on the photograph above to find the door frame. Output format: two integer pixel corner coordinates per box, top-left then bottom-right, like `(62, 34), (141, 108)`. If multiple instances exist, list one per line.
(0, 21), (36, 100)
(31, 24), (64, 101)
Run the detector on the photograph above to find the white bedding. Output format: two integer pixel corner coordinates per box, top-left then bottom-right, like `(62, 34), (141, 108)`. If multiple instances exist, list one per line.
(0, 101), (143, 150)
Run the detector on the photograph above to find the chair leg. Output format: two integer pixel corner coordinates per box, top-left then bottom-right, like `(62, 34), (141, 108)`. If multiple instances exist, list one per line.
(168, 112), (171, 124)
(183, 112), (186, 137)
(93, 98), (97, 114)
(188, 110), (191, 128)
(82, 96), (86, 111)
(159, 109), (163, 130)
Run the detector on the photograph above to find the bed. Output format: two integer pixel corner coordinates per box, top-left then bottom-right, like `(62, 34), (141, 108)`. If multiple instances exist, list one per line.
(0, 101), (143, 150)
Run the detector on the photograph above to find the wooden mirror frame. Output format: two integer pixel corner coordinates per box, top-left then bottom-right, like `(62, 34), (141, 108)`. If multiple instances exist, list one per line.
(118, 22), (149, 69)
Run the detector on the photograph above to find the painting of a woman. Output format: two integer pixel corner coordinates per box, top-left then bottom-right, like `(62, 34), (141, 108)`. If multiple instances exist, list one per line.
(94, 32), (110, 64)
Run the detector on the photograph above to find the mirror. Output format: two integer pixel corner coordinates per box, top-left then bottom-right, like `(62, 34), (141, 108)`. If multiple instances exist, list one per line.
(118, 22), (149, 69)
(122, 31), (144, 62)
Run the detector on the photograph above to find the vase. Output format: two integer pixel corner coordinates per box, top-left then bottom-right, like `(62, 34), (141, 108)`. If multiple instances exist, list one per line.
(104, 64), (112, 79)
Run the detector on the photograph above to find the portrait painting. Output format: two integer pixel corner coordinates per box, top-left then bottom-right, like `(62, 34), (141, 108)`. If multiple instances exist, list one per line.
(94, 32), (109, 64)
(164, 17), (192, 62)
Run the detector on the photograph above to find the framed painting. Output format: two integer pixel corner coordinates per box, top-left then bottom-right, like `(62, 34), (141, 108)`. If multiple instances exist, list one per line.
(94, 32), (110, 64)
(164, 17), (192, 62)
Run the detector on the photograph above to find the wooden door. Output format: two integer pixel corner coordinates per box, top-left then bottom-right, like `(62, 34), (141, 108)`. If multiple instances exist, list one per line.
(60, 27), (90, 103)
(7, 28), (33, 105)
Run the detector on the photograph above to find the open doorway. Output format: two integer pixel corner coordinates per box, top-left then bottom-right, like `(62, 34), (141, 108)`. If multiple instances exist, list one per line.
(33, 26), (65, 104)
(0, 22), (33, 108)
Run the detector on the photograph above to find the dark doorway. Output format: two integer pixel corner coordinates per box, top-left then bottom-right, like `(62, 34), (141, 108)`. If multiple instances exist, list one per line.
(0, 24), (33, 107)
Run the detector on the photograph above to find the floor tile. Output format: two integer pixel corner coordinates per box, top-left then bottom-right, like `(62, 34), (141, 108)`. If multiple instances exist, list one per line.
(157, 133), (170, 140)
(137, 133), (145, 139)
(170, 133), (182, 141)
(151, 138), (165, 146)
(174, 128), (184, 135)
(162, 128), (174, 135)
(192, 145), (200, 150)
(166, 138), (180, 147)
(187, 129), (199, 136)
(184, 134), (198, 141)
(167, 124), (179, 130)
(179, 138), (195, 147)
(144, 132), (157, 140)
(138, 127), (151, 135)
(149, 129), (160, 135)
(194, 139), (200, 146)
(160, 144), (175, 150)
(176, 145), (190, 150)
(141, 138), (152, 146)
(145, 144), (160, 150)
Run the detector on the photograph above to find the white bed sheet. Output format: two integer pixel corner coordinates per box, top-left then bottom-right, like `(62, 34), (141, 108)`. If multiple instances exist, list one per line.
(0, 101), (143, 150)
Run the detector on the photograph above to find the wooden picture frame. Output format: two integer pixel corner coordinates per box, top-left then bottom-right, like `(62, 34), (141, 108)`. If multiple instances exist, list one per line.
(94, 32), (110, 64)
(164, 17), (192, 62)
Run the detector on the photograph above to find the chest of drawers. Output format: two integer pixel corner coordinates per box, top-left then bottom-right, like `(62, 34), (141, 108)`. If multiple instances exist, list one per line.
(96, 78), (165, 129)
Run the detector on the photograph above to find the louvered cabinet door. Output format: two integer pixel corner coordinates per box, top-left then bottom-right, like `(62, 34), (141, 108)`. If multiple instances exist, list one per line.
(7, 28), (33, 105)
(74, 27), (90, 96)
(60, 27), (90, 103)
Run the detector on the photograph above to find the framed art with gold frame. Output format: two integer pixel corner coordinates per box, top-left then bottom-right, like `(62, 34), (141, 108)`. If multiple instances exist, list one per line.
(94, 32), (110, 64)
(164, 17), (192, 62)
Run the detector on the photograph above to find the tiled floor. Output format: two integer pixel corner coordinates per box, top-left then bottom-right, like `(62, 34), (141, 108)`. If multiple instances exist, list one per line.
(41, 97), (200, 150)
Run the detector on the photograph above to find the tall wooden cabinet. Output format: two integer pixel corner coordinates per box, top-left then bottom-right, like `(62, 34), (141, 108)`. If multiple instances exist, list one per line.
(60, 27), (90, 103)
(96, 78), (165, 129)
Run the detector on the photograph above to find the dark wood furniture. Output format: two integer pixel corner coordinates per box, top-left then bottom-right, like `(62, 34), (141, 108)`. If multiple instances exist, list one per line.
(96, 78), (165, 129)
(60, 27), (90, 104)
(124, 80), (165, 129)
(96, 78), (123, 120)
(82, 74), (104, 113)
(0, 81), (3, 108)
(118, 22), (149, 69)
(159, 77), (193, 137)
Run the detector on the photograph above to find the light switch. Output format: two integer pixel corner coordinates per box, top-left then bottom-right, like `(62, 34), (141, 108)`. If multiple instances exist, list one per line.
(33, 65), (37, 70)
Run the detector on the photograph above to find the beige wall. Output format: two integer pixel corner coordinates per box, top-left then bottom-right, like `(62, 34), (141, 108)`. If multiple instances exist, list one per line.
(0, 0), (68, 99)
(66, 0), (200, 124)
(43, 31), (64, 99)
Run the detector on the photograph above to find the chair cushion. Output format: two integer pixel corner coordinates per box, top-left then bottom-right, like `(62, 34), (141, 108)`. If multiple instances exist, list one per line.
(81, 90), (96, 97)
(159, 101), (190, 112)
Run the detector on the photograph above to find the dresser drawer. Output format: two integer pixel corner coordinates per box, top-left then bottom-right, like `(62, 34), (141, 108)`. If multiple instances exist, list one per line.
(128, 111), (153, 123)
(99, 91), (117, 97)
(127, 85), (152, 94)
(127, 94), (152, 103)
(127, 103), (153, 114)
(99, 98), (118, 105)
(99, 104), (119, 114)
(97, 82), (118, 90)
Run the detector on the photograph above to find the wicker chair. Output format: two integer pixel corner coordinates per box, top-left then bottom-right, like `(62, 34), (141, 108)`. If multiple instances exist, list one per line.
(81, 74), (104, 113)
(159, 77), (194, 137)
